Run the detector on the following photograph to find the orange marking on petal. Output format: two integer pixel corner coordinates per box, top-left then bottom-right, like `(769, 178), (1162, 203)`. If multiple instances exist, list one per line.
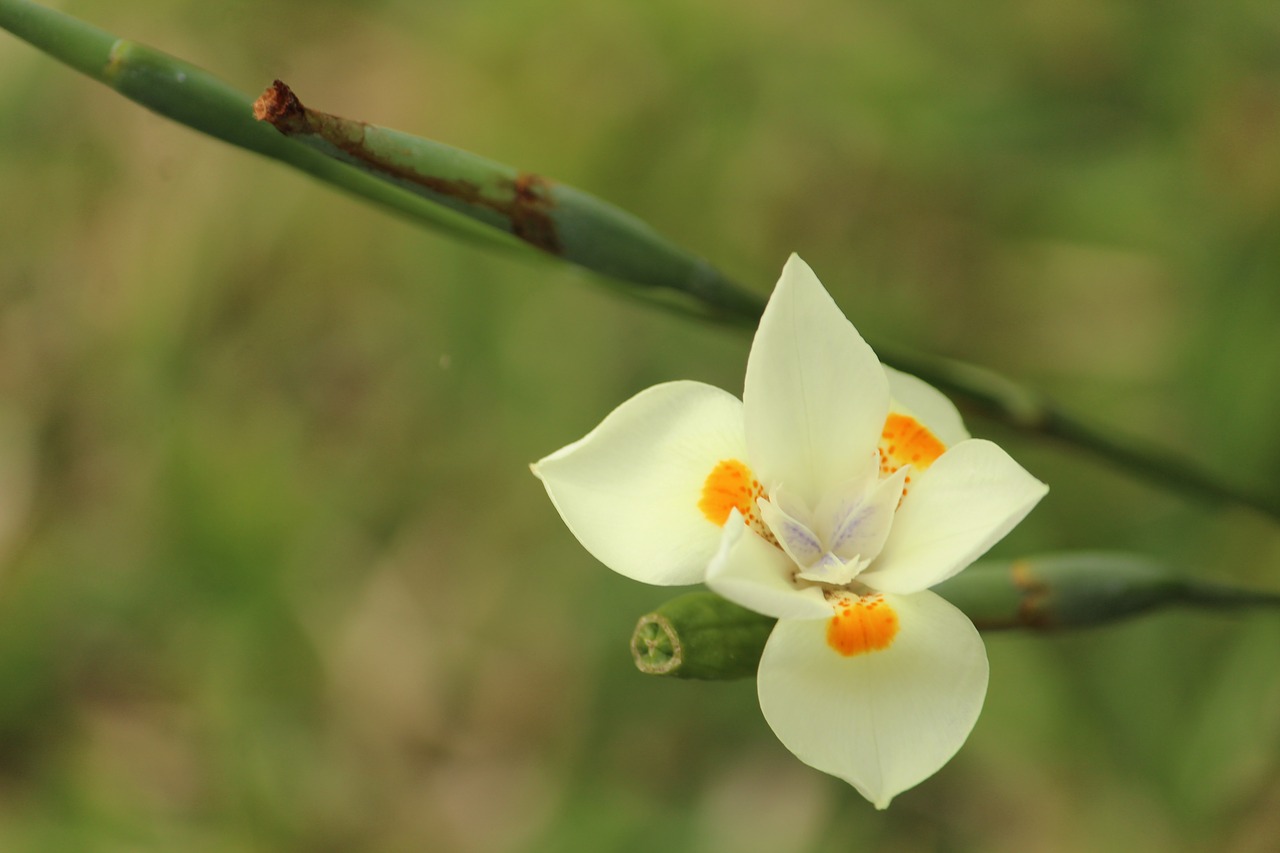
(699, 459), (759, 527)
(878, 413), (945, 476)
(826, 594), (899, 657)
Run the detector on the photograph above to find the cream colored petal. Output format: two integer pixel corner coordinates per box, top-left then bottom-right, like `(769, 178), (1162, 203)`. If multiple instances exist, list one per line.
(757, 591), (988, 809)
(860, 439), (1048, 595)
(533, 381), (746, 585)
(743, 255), (888, 509)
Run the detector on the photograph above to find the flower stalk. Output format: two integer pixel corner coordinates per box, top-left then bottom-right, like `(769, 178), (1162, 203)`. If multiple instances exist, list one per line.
(4, 0), (1279, 521)
(634, 553), (1280, 680)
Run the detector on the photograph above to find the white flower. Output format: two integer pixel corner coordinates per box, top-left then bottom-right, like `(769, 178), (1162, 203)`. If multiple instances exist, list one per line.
(533, 255), (1047, 808)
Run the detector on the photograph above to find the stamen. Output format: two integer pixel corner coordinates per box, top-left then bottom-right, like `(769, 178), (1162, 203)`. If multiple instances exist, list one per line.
(825, 594), (899, 657)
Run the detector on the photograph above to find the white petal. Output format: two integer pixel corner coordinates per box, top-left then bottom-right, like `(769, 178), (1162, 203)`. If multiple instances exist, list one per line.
(706, 511), (831, 620)
(821, 466), (907, 566)
(756, 496), (824, 568)
(860, 439), (1048, 595)
(884, 365), (970, 447)
(533, 381), (746, 585)
(743, 255), (889, 509)
(757, 591), (988, 808)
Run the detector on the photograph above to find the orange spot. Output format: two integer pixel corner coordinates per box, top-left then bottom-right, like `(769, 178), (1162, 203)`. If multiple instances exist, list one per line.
(878, 414), (945, 476)
(699, 459), (761, 526)
(826, 595), (899, 657)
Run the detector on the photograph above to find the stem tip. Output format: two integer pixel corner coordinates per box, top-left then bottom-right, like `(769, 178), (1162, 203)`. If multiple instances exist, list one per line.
(253, 79), (304, 127)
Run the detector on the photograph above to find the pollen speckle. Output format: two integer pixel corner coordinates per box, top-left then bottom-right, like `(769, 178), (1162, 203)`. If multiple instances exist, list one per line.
(826, 594), (899, 657)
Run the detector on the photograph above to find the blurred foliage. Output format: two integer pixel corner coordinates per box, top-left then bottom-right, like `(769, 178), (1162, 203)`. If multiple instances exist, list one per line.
(1, 0), (1279, 850)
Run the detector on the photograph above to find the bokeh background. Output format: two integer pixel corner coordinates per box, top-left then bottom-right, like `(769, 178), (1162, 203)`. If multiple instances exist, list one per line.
(2, 1), (1280, 850)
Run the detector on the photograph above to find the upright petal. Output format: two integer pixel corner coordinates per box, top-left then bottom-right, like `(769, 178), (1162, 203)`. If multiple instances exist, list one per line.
(756, 496), (825, 570)
(821, 466), (908, 567)
(757, 591), (988, 809)
(744, 255), (889, 508)
(706, 511), (831, 620)
(883, 365), (970, 447)
(859, 439), (1049, 594)
(533, 381), (746, 585)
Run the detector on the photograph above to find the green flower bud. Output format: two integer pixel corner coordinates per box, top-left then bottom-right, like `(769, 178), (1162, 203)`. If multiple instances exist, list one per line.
(631, 592), (773, 680)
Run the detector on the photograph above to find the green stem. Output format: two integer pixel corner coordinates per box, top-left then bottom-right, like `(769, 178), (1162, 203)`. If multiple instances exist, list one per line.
(0, 0), (520, 250)
(936, 552), (1280, 630)
(3, 0), (1277, 522)
(636, 554), (1280, 679)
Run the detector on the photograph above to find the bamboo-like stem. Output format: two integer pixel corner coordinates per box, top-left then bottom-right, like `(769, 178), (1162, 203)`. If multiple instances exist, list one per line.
(634, 554), (1280, 679)
(3, 0), (1278, 521)
(0, 0), (522, 250)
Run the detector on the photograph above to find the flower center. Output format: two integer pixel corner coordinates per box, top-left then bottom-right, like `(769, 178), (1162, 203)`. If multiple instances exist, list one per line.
(759, 464), (908, 587)
(825, 593), (899, 656)
(702, 414), (945, 621)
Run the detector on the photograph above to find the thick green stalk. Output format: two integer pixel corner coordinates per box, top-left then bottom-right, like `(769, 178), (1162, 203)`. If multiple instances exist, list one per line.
(3, 0), (1278, 521)
(633, 554), (1280, 679)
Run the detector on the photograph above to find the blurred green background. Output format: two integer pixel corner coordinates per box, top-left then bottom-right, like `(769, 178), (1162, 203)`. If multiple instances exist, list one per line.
(2, 1), (1280, 850)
